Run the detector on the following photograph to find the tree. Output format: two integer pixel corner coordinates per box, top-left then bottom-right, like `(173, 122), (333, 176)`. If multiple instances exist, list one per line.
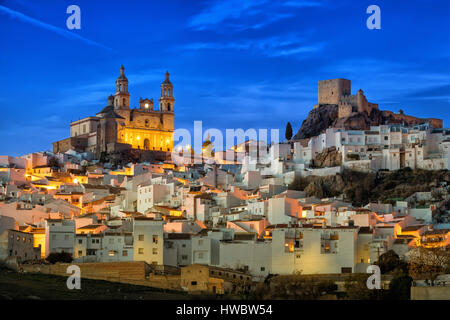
(46, 251), (73, 264)
(376, 250), (408, 274)
(285, 122), (293, 141)
(387, 275), (412, 300)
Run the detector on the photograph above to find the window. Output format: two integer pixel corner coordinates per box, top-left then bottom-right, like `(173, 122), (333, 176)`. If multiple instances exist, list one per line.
(138, 234), (144, 241)
(78, 239), (83, 244)
(78, 250), (82, 256)
(261, 267), (265, 271)
(152, 248), (158, 255)
(122, 250), (128, 257)
(109, 250), (115, 257)
(153, 235), (158, 244)
(198, 252), (204, 259)
(181, 255), (188, 260)
(341, 267), (352, 274)
(198, 239), (204, 245)
(109, 238), (114, 244)
(138, 248), (144, 254)
(52, 234), (56, 241)
(191, 281), (197, 286)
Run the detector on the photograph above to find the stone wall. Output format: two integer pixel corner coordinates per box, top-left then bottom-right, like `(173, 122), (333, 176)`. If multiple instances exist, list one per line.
(21, 261), (184, 291)
(411, 286), (450, 300)
(22, 261), (147, 282)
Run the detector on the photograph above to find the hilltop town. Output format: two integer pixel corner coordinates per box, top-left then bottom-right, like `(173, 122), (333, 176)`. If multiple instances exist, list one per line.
(0, 72), (449, 299)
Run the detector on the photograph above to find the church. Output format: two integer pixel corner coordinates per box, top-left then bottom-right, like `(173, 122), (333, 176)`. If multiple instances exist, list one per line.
(53, 66), (175, 157)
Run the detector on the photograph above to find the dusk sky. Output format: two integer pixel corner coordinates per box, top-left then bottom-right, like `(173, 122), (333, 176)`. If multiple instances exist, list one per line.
(1, 0), (450, 156)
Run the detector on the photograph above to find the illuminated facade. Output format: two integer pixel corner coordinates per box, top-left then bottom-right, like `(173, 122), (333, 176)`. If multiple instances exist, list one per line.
(53, 66), (175, 156)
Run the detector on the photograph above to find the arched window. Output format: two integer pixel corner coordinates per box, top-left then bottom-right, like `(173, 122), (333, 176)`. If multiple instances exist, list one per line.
(145, 119), (149, 127)
(167, 103), (171, 111)
(144, 139), (150, 150)
(122, 98), (126, 106)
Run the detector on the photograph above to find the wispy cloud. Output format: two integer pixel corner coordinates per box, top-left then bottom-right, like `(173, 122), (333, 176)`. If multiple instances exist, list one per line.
(179, 34), (324, 58)
(188, 0), (323, 31)
(0, 5), (111, 51)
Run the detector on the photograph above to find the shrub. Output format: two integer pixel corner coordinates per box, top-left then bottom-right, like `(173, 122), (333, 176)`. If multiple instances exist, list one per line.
(46, 251), (73, 264)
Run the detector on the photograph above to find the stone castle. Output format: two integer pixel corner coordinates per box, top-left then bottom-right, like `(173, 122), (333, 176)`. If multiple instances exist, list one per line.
(314, 78), (379, 119)
(313, 78), (442, 128)
(53, 66), (175, 158)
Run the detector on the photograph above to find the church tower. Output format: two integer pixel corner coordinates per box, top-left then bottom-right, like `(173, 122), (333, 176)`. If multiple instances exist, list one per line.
(114, 65), (130, 110)
(159, 71), (175, 113)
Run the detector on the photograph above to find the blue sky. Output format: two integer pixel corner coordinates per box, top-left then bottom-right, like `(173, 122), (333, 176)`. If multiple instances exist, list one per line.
(1, 0), (450, 156)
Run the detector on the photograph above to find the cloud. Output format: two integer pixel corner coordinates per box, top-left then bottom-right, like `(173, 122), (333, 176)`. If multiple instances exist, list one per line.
(407, 84), (450, 100)
(179, 34), (324, 58)
(0, 5), (111, 51)
(188, 0), (267, 30)
(188, 0), (323, 31)
(283, 0), (324, 8)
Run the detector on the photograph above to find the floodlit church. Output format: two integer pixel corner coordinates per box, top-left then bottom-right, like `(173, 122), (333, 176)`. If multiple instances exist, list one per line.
(53, 66), (175, 157)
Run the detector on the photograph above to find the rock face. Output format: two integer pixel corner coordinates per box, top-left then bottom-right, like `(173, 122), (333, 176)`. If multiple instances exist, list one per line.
(294, 104), (442, 140)
(311, 147), (342, 168)
(294, 104), (338, 140)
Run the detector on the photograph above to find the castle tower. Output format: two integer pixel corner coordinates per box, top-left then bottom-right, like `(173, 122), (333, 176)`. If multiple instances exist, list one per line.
(159, 71), (175, 112)
(114, 65), (130, 110)
(318, 79), (351, 105)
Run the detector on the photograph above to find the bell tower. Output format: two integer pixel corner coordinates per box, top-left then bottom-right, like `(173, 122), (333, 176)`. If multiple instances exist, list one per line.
(114, 65), (130, 110)
(159, 71), (175, 113)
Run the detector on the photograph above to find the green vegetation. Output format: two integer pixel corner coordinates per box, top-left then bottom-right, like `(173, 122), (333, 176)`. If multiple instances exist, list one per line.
(285, 122), (293, 141)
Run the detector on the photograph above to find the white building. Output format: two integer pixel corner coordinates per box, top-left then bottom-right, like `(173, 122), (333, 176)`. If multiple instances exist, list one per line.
(45, 219), (76, 257)
(133, 217), (164, 265)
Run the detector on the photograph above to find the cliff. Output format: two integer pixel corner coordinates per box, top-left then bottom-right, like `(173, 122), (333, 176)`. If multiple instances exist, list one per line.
(294, 104), (442, 140)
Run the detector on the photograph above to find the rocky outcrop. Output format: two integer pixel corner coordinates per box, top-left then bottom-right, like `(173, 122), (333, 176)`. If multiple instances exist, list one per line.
(294, 104), (442, 140)
(311, 147), (342, 168)
(289, 168), (450, 206)
(294, 104), (338, 140)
